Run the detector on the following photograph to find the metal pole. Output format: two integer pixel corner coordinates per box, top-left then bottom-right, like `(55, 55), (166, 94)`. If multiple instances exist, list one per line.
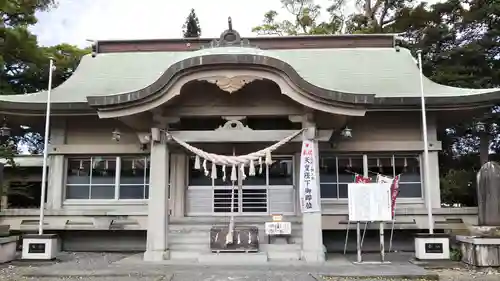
(379, 222), (385, 262)
(356, 222), (361, 262)
(417, 50), (434, 234)
(38, 58), (54, 235)
(343, 220), (350, 255)
(361, 222), (368, 247)
(389, 219), (395, 252)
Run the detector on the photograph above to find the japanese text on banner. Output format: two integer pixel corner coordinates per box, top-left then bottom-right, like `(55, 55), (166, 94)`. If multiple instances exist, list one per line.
(299, 140), (320, 213)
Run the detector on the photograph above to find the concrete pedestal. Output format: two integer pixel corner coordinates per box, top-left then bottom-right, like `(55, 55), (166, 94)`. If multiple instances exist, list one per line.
(457, 235), (500, 267)
(0, 236), (18, 264)
(21, 234), (59, 260)
(414, 233), (450, 260)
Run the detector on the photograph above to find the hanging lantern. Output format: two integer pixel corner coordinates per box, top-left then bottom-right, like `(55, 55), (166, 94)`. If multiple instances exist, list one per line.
(475, 121), (486, 133)
(341, 126), (352, 138)
(0, 118), (10, 137)
(0, 124), (10, 137)
(112, 128), (121, 142)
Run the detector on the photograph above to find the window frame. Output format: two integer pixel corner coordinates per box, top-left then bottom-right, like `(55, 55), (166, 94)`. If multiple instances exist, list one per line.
(64, 155), (150, 203)
(320, 153), (423, 203)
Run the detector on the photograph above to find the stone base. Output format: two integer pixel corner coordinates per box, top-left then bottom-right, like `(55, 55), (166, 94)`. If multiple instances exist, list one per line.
(0, 236), (18, 264)
(414, 233), (450, 260)
(21, 234), (59, 260)
(198, 252), (268, 264)
(301, 248), (326, 263)
(457, 235), (500, 267)
(143, 250), (170, 262)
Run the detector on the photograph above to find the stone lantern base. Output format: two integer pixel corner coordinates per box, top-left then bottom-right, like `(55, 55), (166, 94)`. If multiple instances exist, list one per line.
(457, 235), (500, 267)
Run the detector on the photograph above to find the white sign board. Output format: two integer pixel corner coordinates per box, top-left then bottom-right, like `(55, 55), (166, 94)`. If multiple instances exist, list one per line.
(299, 140), (320, 213)
(348, 183), (392, 222)
(265, 222), (292, 235)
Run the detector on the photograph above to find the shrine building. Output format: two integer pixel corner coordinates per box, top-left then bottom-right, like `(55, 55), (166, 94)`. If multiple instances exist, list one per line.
(0, 24), (498, 262)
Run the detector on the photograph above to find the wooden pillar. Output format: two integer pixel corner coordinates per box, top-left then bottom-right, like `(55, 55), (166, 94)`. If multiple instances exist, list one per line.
(144, 134), (170, 261)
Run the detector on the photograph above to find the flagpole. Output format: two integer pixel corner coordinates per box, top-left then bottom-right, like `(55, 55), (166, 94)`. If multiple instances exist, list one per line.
(38, 58), (54, 235)
(417, 50), (434, 234)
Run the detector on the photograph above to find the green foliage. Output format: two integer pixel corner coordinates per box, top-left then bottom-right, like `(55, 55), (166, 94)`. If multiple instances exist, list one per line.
(252, 0), (335, 35)
(450, 246), (462, 261)
(254, 0), (500, 207)
(440, 169), (477, 206)
(1, 0), (88, 154)
(183, 8), (202, 38)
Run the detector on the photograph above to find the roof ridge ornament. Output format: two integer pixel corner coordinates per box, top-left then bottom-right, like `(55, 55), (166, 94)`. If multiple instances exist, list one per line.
(201, 16), (256, 49)
(228, 17), (233, 31)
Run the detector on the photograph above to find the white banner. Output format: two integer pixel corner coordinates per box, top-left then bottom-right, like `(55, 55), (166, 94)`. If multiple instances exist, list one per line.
(348, 183), (392, 222)
(299, 140), (320, 213)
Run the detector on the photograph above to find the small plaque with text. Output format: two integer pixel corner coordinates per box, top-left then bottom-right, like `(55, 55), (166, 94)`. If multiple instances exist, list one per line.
(425, 242), (443, 253)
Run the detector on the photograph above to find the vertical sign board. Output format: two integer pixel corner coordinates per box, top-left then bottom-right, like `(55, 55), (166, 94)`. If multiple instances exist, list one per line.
(299, 140), (320, 213)
(348, 183), (392, 222)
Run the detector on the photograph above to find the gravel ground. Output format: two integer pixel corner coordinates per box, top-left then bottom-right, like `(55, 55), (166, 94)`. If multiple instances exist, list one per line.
(1, 252), (499, 281)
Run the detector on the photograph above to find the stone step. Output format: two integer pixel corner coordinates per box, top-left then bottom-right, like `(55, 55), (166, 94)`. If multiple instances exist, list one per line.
(170, 235), (209, 245)
(170, 250), (201, 260)
(169, 225), (303, 232)
(198, 252), (268, 264)
(267, 250), (301, 261)
(170, 243), (209, 251)
(261, 243), (302, 252)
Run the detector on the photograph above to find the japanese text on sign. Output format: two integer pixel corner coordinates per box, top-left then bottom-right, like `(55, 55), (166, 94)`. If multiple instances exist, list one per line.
(299, 140), (320, 213)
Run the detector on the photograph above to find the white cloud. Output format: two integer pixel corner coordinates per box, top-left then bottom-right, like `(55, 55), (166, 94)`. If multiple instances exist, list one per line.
(30, 0), (343, 47)
(31, 0), (442, 48)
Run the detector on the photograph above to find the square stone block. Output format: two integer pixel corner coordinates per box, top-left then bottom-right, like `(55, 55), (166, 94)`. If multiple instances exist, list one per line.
(414, 233), (450, 260)
(21, 234), (59, 260)
(0, 236), (18, 264)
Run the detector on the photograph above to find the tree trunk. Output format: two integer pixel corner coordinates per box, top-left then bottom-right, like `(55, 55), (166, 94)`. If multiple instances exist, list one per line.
(480, 132), (489, 165)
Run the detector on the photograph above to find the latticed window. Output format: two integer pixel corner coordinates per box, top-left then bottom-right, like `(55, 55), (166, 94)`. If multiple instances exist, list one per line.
(65, 156), (150, 200)
(186, 156), (295, 216)
(319, 153), (422, 199)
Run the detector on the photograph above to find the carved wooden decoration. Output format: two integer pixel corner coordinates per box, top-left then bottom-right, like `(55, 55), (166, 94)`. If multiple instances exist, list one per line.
(200, 76), (261, 93)
(215, 120), (252, 131)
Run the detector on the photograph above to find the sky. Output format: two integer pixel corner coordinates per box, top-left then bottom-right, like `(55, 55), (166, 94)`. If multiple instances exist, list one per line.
(30, 0), (357, 47)
(32, 0), (443, 48)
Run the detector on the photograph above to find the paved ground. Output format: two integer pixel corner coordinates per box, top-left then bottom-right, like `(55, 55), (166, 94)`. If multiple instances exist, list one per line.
(0, 252), (499, 280)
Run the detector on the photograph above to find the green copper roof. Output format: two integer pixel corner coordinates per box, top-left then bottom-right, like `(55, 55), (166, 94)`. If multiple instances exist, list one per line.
(1, 46), (499, 110)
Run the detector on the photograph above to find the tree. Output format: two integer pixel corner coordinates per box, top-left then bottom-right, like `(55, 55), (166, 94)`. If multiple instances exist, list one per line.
(1, 0), (88, 155)
(253, 0), (500, 206)
(182, 9), (202, 38)
(252, 0), (338, 35)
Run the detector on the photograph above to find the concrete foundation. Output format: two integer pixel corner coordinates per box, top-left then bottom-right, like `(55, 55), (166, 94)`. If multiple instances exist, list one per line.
(0, 236), (18, 264)
(457, 235), (500, 267)
(21, 234), (59, 260)
(414, 233), (450, 260)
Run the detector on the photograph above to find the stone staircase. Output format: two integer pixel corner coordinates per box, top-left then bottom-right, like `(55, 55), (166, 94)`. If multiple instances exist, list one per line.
(168, 217), (303, 262)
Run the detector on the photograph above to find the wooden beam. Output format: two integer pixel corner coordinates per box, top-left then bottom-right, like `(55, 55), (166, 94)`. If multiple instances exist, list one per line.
(168, 129), (333, 143)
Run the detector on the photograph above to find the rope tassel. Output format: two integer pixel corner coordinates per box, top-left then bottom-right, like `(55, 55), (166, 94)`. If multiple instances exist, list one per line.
(231, 165), (237, 181)
(265, 150), (272, 165)
(203, 159), (208, 176)
(259, 157), (263, 174)
(194, 155), (201, 169)
(240, 163), (246, 180)
(249, 159), (256, 176)
(211, 162), (217, 180)
(222, 165), (226, 181)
